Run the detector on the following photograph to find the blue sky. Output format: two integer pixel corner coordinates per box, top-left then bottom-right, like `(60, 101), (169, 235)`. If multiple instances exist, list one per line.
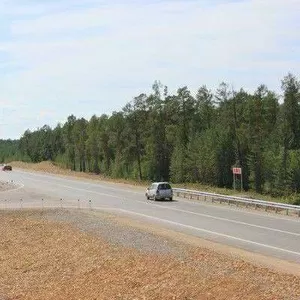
(0, 0), (299, 139)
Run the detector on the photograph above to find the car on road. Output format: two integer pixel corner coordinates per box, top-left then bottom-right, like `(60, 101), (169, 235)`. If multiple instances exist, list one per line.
(2, 165), (12, 171)
(146, 182), (173, 201)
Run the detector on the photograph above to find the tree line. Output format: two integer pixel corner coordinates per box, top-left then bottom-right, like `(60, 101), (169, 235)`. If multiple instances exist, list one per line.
(1, 73), (300, 198)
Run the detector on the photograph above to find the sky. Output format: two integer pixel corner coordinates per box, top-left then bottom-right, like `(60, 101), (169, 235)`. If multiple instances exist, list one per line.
(0, 0), (299, 139)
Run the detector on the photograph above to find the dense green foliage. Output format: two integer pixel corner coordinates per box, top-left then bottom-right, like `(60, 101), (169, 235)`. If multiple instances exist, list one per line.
(0, 139), (21, 163)
(1, 74), (300, 197)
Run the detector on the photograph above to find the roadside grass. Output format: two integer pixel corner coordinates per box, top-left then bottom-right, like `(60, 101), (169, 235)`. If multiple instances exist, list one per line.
(9, 161), (298, 205)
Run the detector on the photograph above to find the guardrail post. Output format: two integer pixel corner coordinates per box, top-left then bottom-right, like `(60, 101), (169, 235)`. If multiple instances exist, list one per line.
(60, 198), (63, 208)
(42, 198), (44, 209)
(20, 198), (23, 209)
(275, 207), (278, 213)
(77, 199), (80, 209)
(88, 200), (92, 210)
(4, 199), (7, 209)
(286, 209), (289, 216)
(298, 210), (300, 217)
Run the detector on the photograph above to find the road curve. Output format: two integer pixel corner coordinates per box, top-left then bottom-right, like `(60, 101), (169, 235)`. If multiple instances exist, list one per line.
(1, 169), (300, 263)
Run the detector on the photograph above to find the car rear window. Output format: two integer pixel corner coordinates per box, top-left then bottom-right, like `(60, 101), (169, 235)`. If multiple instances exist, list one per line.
(158, 183), (171, 190)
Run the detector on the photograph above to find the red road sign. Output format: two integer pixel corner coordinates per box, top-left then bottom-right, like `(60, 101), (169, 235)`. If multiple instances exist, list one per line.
(232, 167), (242, 175)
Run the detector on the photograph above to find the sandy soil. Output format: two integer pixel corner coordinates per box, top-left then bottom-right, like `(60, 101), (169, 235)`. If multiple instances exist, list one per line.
(0, 209), (299, 300)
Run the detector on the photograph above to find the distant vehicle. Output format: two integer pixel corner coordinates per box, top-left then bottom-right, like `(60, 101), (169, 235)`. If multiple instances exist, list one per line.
(146, 182), (173, 201)
(2, 165), (12, 171)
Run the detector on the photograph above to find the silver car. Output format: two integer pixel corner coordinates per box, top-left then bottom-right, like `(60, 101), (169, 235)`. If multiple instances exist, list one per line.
(145, 182), (173, 201)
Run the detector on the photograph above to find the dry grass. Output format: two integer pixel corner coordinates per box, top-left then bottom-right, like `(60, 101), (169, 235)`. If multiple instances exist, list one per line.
(0, 210), (300, 300)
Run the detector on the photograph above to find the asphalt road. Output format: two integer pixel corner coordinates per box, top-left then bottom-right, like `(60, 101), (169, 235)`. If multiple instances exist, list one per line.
(1, 169), (300, 263)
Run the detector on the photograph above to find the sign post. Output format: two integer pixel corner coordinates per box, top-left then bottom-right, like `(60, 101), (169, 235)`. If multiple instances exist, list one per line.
(232, 167), (243, 191)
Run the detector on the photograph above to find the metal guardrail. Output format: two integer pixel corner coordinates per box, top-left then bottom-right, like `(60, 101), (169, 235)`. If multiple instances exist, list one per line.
(173, 188), (300, 217)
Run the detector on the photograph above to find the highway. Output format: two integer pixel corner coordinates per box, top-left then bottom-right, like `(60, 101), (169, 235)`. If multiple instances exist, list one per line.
(1, 169), (300, 263)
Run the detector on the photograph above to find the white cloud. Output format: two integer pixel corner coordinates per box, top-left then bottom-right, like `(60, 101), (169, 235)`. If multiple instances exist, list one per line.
(0, 0), (299, 139)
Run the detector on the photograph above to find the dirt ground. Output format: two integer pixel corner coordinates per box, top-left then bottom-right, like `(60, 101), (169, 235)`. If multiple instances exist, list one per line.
(0, 209), (300, 300)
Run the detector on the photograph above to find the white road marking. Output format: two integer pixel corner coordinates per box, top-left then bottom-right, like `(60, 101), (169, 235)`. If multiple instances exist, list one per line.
(17, 175), (300, 237)
(176, 197), (300, 222)
(14, 169), (300, 223)
(18, 176), (122, 200)
(2, 173), (300, 258)
(15, 169), (143, 194)
(100, 207), (300, 257)
(0, 183), (24, 193)
(146, 202), (300, 237)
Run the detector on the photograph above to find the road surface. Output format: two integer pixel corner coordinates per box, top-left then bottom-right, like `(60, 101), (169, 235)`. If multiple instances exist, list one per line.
(1, 169), (300, 263)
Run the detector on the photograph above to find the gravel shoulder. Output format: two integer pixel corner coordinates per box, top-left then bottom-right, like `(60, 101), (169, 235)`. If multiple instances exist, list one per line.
(0, 208), (300, 300)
